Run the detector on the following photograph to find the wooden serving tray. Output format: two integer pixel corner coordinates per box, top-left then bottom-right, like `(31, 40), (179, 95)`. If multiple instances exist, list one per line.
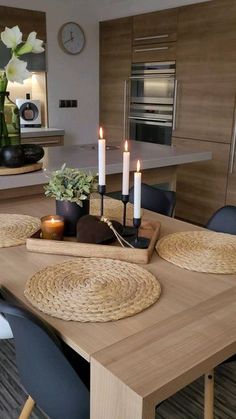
(26, 221), (161, 264)
(0, 162), (43, 175)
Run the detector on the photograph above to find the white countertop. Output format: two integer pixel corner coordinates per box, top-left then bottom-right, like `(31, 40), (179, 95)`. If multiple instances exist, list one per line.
(0, 141), (212, 190)
(21, 128), (65, 138)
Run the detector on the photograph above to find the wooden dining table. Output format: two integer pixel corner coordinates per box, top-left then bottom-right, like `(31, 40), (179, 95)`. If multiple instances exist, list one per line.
(0, 195), (236, 419)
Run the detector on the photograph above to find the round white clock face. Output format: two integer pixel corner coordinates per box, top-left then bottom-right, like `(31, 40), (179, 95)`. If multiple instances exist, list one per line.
(58, 22), (85, 55)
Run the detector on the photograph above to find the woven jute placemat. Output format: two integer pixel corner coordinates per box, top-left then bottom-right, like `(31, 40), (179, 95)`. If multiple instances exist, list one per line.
(24, 258), (161, 322)
(156, 230), (236, 274)
(0, 214), (40, 248)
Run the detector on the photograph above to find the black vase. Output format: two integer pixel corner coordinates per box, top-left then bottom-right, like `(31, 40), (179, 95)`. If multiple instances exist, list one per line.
(56, 200), (90, 236)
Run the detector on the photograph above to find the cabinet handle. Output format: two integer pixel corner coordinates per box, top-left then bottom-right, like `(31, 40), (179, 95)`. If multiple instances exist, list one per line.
(134, 46), (169, 53)
(123, 80), (129, 139)
(229, 105), (236, 173)
(172, 79), (178, 131)
(134, 34), (169, 42)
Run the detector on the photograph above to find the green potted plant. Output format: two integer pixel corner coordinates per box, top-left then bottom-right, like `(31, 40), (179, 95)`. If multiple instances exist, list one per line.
(45, 164), (98, 236)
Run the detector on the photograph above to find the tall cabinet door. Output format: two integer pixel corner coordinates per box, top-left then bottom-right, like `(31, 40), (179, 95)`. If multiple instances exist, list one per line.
(100, 18), (132, 143)
(226, 141), (236, 205)
(172, 137), (231, 225)
(174, 81), (236, 143)
(174, 0), (236, 142)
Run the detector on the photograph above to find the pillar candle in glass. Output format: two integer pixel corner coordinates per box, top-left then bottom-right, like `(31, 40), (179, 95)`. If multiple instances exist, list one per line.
(122, 140), (130, 196)
(41, 215), (64, 240)
(98, 127), (106, 186)
(134, 160), (142, 219)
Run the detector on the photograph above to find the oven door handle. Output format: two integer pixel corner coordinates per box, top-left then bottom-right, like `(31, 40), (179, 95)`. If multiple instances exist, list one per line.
(129, 116), (172, 126)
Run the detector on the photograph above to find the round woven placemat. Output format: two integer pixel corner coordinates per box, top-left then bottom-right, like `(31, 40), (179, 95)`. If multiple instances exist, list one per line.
(156, 230), (236, 274)
(0, 214), (40, 248)
(24, 258), (161, 322)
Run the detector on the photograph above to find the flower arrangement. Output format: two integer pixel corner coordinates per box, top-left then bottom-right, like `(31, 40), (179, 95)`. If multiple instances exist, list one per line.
(0, 26), (45, 148)
(44, 164), (98, 207)
(0, 25), (44, 88)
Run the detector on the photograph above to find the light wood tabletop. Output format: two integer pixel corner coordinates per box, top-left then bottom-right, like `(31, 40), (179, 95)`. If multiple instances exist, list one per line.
(0, 195), (236, 418)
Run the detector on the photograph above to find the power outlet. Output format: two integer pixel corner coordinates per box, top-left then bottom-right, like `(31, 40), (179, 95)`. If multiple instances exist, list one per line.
(59, 99), (78, 108)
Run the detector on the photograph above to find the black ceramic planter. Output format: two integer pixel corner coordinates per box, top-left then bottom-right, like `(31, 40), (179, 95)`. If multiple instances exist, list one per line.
(56, 200), (89, 236)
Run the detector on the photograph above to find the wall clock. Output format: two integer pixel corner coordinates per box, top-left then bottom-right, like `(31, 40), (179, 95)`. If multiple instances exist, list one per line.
(58, 22), (85, 55)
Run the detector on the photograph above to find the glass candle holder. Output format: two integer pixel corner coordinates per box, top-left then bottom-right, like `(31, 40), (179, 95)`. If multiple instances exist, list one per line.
(41, 215), (64, 240)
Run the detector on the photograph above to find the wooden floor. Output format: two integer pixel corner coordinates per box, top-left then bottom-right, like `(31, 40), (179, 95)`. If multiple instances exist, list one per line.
(0, 340), (235, 419)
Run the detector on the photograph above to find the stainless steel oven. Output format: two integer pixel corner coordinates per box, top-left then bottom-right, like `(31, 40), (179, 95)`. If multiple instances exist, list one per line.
(126, 61), (176, 145)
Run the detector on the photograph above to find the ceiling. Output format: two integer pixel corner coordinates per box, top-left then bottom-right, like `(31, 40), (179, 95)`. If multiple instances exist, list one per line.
(71, 0), (210, 20)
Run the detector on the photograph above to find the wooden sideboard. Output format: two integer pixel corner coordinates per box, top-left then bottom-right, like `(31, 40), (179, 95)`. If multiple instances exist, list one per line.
(100, 0), (236, 224)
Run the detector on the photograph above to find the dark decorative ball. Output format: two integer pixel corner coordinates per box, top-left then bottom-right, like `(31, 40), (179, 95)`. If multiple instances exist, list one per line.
(1, 145), (25, 168)
(21, 144), (44, 164)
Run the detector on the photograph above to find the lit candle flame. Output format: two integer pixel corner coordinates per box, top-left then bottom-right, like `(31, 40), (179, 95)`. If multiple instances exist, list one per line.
(51, 217), (55, 224)
(137, 160), (140, 172)
(99, 127), (104, 139)
(124, 140), (128, 152)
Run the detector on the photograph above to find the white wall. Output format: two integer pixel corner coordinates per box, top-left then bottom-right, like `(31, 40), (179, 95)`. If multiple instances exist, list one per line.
(0, 0), (208, 144)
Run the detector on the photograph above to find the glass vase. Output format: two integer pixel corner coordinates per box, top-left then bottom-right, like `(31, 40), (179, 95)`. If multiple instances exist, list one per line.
(0, 89), (21, 149)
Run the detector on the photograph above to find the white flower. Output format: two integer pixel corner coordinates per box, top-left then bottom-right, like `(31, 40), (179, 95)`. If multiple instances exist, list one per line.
(5, 57), (30, 84)
(17, 31), (44, 55)
(1, 26), (22, 49)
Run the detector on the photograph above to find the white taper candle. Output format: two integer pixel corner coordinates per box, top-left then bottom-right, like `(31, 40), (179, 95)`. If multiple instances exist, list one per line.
(122, 140), (130, 195)
(98, 127), (106, 186)
(134, 160), (141, 219)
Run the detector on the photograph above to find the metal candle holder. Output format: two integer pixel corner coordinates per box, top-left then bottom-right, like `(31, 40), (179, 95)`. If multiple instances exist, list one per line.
(98, 185), (106, 217)
(121, 194), (136, 237)
(122, 194), (129, 227)
(129, 217), (150, 249)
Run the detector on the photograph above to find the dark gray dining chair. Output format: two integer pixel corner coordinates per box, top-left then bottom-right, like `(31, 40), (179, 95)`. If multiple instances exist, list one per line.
(0, 287), (90, 419)
(206, 205), (236, 235)
(204, 205), (236, 418)
(129, 183), (176, 217)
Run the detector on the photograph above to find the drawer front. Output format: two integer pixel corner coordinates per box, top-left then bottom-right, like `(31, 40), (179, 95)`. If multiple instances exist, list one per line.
(133, 8), (178, 45)
(21, 136), (64, 147)
(133, 32), (177, 45)
(132, 43), (176, 63)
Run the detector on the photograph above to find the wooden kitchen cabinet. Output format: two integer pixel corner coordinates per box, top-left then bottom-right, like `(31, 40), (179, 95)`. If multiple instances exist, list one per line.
(0, 6), (46, 40)
(21, 136), (64, 147)
(0, 6), (46, 72)
(226, 169), (236, 205)
(172, 0), (236, 223)
(100, 17), (132, 142)
(133, 8), (178, 45)
(132, 42), (176, 63)
(172, 137), (231, 225)
(174, 0), (236, 142)
(173, 81), (236, 143)
(177, 0), (236, 82)
(226, 138), (236, 205)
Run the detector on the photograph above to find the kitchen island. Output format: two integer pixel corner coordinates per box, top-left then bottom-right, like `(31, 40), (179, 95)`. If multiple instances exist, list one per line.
(0, 141), (211, 200)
